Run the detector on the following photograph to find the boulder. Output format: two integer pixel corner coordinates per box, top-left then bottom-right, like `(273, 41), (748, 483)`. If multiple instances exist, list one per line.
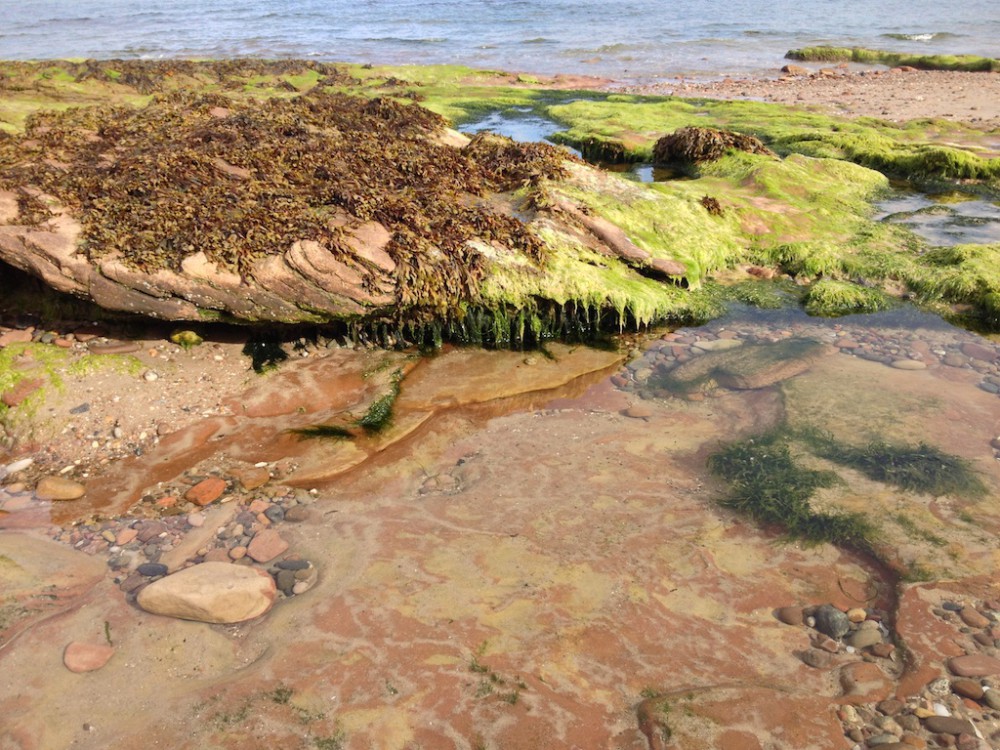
(136, 562), (277, 624)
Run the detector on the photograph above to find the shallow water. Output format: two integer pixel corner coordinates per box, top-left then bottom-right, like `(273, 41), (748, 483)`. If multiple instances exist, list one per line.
(3, 304), (1000, 748)
(876, 189), (1000, 246)
(3, 0), (998, 82)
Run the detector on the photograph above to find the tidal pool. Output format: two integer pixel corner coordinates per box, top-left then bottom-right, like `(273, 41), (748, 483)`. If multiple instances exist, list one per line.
(3, 304), (999, 749)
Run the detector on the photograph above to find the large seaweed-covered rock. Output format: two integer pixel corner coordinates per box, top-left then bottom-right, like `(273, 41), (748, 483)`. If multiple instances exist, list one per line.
(0, 91), (691, 326)
(653, 126), (776, 166)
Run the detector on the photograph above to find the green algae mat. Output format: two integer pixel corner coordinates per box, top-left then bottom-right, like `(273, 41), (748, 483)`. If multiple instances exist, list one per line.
(1, 59), (999, 337)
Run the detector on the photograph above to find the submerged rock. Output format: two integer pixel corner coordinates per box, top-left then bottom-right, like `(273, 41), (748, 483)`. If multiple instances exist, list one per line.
(657, 337), (829, 393)
(136, 561), (277, 624)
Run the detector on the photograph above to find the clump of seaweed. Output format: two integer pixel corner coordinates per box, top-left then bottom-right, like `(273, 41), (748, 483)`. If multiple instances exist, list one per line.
(0, 87), (568, 321)
(242, 338), (289, 373)
(357, 369), (403, 433)
(653, 126), (776, 167)
(707, 432), (879, 552)
(800, 429), (986, 498)
(803, 279), (893, 317)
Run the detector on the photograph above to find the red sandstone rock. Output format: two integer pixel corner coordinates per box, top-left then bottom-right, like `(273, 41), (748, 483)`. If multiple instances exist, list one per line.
(948, 654), (1000, 677)
(185, 477), (227, 506)
(0, 329), (33, 347)
(230, 466), (270, 491)
(63, 642), (114, 673)
(247, 529), (288, 563)
(958, 607), (989, 629)
(1, 377), (44, 407)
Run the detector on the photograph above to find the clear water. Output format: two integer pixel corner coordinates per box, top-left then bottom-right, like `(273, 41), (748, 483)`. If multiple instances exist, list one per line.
(2, 0), (998, 82)
(877, 191), (1000, 246)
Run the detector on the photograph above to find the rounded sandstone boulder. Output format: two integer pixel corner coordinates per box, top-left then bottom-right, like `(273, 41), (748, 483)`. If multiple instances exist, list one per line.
(136, 561), (277, 624)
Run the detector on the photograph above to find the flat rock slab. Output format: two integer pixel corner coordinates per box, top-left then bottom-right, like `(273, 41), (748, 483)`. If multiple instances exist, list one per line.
(136, 561), (276, 624)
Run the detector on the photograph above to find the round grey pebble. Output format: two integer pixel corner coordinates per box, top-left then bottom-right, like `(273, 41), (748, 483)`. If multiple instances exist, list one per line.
(263, 505), (285, 523)
(275, 559), (310, 571)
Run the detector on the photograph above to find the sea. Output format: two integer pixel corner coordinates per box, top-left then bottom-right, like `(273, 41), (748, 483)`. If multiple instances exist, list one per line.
(1, 0), (998, 83)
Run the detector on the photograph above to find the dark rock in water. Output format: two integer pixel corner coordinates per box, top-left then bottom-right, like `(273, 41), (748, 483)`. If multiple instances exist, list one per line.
(813, 603), (850, 639)
(275, 559), (310, 571)
(657, 337), (829, 394)
(275, 569), (297, 595)
(137, 562), (169, 577)
(922, 716), (975, 735)
(653, 126), (776, 167)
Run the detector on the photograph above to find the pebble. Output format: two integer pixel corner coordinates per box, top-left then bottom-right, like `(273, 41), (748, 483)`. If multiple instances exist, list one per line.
(184, 477), (227, 506)
(890, 359), (927, 370)
(922, 716), (975, 735)
(693, 338), (743, 352)
(848, 628), (882, 649)
(983, 688), (1000, 710)
(776, 606), (804, 626)
(137, 562), (168, 577)
(246, 529), (288, 563)
(275, 559), (310, 571)
(4, 457), (33, 474)
(951, 679), (984, 700)
(34, 476), (86, 501)
(958, 607), (990, 629)
(800, 648), (832, 669)
(63, 642), (115, 673)
(814, 603), (851, 639)
(948, 654), (1000, 677)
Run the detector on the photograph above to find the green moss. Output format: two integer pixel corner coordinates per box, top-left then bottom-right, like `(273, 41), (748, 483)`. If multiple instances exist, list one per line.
(803, 280), (894, 317)
(290, 424), (354, 440)
(786, 46), (1000, 72)
(356, 370), (403, 433)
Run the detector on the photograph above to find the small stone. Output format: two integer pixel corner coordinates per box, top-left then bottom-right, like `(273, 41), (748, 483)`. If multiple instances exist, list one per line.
(891, 359), (927, 370)
(693, 338), (743, 352)
(143, 370), (159, 382)
(899, 733), (926, 749)
(275, 559), (310, 571)
(63, 642), (114, 673)
(230, 465), (270, 491)
(1, 377), (43, 408)
(948, 654), (1000, 677)
(263, 505), (285, 523)
(849, 628), (883, 649)
(187, 513), (205, 528)
(800, 648), (832, 669)
(814, 603), (851, 639)
(246, 529), (288, 563)
(877, 699), (904, 716)
(283, 506), (311, 523)
(959, 607), (990, 629)
(137, 562), (168, 577)
(776, 606), (804, 626)
(276, 569), (296, 595)
(116, 528), (138, 545)
(922, 716), (975, 735)
(185, 477), (227, 506)
(623, 404), (654, 420)
(961, 342), (996, 362)
(982, 688), (1000, 710)
(942, 353), (967, 368)
(34, 476), (86, 501)
(847, 607), (867, 623)
(229, 545), (247, 560)
(951, 679), (984, 700)
(292, 580), (312, 595)
(871, 643), (895, 659)
(867, 734), (901, 746)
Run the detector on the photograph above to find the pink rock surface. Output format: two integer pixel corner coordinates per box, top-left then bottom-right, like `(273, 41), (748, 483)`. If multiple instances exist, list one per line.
(63, 642), (114, 673)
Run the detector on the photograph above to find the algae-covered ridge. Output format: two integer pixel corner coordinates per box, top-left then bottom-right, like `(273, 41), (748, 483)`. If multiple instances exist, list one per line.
(785, 46), (1000, 73)
(2, 59), (1000, 336)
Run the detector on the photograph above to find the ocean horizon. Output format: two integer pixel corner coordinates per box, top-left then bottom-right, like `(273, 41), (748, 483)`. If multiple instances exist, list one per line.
(2, 0), (998, 82)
